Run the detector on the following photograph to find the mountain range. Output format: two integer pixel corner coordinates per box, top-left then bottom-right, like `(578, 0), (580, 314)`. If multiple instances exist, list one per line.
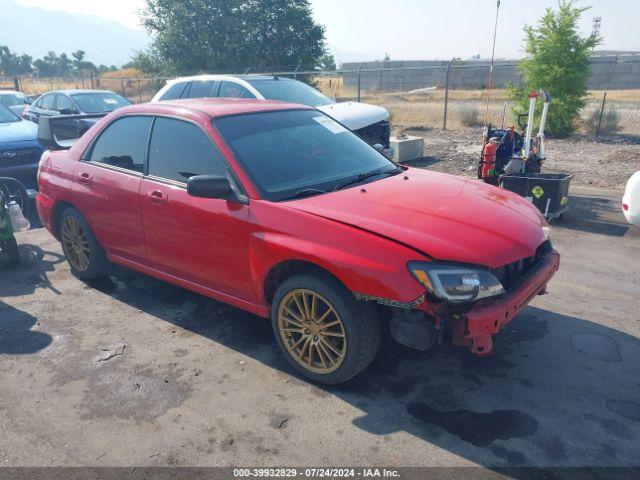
(0, 0), (149, 66)
(0, 0), (378, 67)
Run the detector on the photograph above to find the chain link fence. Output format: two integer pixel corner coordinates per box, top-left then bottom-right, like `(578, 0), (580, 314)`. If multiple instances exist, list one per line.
(2, 57), (639, 138)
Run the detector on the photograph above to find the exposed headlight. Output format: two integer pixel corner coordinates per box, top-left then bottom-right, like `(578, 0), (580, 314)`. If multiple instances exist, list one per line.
(408, 262), (505, 304)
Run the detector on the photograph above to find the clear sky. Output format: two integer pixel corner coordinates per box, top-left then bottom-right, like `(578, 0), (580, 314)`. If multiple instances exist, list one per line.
(12, 0), (640, 60)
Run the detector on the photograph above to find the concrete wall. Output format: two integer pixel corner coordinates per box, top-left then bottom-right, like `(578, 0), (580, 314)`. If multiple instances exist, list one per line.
(342, 55), (640, 92)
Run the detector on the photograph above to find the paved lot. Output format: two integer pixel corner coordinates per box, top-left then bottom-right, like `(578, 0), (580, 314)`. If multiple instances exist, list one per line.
(1, 185), (639, 471)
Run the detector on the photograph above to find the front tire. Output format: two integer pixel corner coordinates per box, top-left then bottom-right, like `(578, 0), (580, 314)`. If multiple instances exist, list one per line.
(271, 270), (381, 384)
(58, 207), (108, 279)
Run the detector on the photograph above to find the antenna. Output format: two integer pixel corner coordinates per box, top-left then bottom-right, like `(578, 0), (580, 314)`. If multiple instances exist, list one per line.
(591, 16), (602, 52)
(483, 0), (501, 129)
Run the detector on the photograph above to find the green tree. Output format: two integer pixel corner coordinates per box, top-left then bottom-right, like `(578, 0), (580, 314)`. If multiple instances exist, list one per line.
(0, 46), (32, 75)
(508, 1), (599, 137)
(317, 54), (336, 70)
(139, 0), (327, 73)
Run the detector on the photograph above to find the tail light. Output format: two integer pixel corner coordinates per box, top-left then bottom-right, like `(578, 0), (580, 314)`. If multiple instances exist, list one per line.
(623, 203), (629, 211)
(22, 105), (29, 118)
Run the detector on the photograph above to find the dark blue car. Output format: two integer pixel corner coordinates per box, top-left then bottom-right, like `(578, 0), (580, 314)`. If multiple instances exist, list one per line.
(0, 103), (44, 190)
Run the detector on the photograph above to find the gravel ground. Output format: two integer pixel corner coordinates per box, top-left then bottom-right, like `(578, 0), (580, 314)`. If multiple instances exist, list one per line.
(1, 186), (640, 472)
(397, 127), (640, 190)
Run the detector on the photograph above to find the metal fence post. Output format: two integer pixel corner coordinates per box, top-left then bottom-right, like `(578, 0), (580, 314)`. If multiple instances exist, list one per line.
(443, 57), (455, 130)
(120, 78), (126, 97)
(357, 67), (362, 103)
(596, 92), (607, 136)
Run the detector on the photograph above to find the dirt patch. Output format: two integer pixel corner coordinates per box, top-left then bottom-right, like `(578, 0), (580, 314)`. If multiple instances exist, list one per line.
(80, 367), (191, 422)
(397, 127), (640, 189)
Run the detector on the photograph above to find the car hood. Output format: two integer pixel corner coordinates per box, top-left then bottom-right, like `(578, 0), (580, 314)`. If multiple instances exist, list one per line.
(284, 169), (548, 268)
(317, 102), (389, 131)
(0, 119), (38, 143)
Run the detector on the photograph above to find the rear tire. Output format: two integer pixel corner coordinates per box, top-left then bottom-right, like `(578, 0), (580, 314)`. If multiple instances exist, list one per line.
(271, 270), (381, 384)
(58, 207), (108, 279)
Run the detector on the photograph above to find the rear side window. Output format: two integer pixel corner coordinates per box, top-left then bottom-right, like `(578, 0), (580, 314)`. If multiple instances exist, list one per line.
(42, 94), (56, 110)
(218, 81), (254, 99)
(187, 81), (219, 98)
(148, 117), (226, 183)
(88, 116), (152, 173)
(56, 95), (75, 112)
(159, 81), (188, 101)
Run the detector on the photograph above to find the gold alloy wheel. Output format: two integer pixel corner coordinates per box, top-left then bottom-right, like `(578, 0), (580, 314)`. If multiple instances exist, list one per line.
(60, 216), (91, 272)
(277, 289), (347, 374)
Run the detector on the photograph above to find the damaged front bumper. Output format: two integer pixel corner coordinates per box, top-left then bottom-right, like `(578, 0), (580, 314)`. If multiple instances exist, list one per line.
(389, 250), (560, 355)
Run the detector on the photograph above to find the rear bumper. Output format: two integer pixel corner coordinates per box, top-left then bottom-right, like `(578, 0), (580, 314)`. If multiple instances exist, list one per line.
(36, 191), (54, 234)
(453, 250), (560, 354)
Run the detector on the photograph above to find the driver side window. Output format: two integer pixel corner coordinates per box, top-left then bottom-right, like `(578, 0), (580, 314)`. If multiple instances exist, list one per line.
(56, 95), (75, 112)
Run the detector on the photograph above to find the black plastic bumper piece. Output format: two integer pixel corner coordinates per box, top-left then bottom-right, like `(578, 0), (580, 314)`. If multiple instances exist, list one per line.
(389, 309), (437, 351)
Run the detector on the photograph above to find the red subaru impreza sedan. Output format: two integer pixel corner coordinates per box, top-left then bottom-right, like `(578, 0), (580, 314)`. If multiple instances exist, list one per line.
(36, 99), (559, 384)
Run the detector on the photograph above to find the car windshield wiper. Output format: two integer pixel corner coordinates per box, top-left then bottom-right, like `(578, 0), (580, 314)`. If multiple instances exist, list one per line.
(334, 166), (402, 191)
(279, 188), (329, 201)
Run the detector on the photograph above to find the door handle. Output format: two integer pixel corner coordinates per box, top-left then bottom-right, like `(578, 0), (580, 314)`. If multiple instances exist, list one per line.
(148, 190), (167, 204)
(78, 172), (92, 185)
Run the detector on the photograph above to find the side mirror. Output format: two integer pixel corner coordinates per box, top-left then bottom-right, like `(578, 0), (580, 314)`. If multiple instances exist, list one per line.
(187, 175), (236, 200)
(59, 108), (73, 115)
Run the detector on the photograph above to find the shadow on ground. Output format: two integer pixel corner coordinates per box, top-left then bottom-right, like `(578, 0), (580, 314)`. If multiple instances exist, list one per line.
(50, 266), (639, 472)
(558, 194), (629, 237)
(0, 301), (52, 354)
(1, 244), (64, 296)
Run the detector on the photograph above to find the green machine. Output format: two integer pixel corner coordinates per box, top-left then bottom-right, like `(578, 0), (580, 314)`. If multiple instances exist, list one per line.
(0, 177), (30, 266)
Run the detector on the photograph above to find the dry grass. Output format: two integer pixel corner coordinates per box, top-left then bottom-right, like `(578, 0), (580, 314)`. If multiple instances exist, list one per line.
(5, 69), (640, 135)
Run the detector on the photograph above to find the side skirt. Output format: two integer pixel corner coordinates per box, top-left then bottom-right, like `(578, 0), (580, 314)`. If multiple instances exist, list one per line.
(107, 253), (270, 318)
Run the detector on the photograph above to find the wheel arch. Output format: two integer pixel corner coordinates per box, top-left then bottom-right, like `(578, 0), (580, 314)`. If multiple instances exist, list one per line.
(51, 200), (78, 239)
(262, 259), (349, 307)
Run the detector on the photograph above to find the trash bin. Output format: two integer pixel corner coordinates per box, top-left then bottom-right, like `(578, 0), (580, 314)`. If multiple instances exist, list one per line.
(499, 172), (572, 221)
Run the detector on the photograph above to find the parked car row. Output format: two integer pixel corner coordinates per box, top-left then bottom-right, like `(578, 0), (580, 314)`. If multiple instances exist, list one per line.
(152, 75), (393, 157)
(0, 89), (130, 191)
(2, 76), (392, 193)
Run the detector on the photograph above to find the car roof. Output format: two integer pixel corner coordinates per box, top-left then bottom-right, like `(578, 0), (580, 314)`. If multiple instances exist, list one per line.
(119, 98), (312, 118)
(41, 89), (118, 95)
(165, 74), (296, 84)
(0, 90), (24, 95)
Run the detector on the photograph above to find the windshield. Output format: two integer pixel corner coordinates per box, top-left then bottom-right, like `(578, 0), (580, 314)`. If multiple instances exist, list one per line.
(0, 103), (20, 123)
(246, 79), (335, 107)
(0, 93), (25, 107)
(70, 92), (131, 113)
(215, 109), (396, 201)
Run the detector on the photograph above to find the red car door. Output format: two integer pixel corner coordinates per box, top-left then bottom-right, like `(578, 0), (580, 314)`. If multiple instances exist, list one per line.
(140, 116), (253, 301)
(73, 115), (152, 261)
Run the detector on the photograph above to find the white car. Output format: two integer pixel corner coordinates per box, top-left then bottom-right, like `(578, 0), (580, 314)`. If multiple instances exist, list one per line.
(151, 75), (392, 156)
(622, 171), (640, 227)
(0, 90), (31, 117)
